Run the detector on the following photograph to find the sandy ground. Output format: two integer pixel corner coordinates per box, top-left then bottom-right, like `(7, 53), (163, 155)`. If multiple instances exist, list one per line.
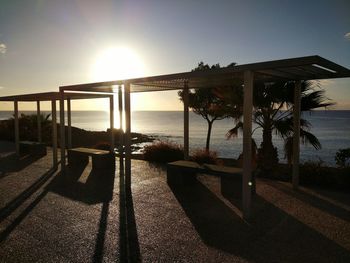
(0, 149), (349, 262)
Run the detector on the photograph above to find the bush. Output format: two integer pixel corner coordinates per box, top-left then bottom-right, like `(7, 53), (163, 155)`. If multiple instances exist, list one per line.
(190, 149), (219, 164)
(300, 159), (350, 190)
(143, 141), (184, 163)
(335, 148), (350, 168)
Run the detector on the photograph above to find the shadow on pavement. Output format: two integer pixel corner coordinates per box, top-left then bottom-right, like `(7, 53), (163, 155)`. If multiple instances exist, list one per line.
(169, 180), (350, 263)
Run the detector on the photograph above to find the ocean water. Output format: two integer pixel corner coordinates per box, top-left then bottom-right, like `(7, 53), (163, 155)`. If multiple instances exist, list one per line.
(1, 110), (349, 166)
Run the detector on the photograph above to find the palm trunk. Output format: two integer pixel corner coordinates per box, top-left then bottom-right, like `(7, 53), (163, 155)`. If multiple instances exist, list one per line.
(205, 121), (213, 151)
(258, 125), (279, 172)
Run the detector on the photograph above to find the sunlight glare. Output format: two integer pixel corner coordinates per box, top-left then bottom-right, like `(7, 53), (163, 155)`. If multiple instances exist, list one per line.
(92, 47), (145, 82)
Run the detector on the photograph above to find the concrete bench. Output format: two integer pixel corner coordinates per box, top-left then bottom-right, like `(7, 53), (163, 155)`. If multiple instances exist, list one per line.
(68, 147), (115, 170)
(167, 160), (255, 198)
(20, 141), (47, 156)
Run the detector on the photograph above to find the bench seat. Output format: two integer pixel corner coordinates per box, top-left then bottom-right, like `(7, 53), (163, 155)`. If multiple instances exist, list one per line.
(167, 160), (255, 198)
(68, 147), (115, 169)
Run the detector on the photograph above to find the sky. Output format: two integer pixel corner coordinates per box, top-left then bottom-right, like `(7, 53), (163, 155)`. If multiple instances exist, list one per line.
(0, 0), (349, 111)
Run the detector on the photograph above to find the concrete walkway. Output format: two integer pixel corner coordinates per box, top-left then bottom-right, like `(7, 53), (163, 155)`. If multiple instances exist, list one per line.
(0, 150), (349, 262)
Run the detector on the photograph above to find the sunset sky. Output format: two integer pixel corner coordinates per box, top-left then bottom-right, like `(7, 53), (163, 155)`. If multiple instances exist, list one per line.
(0, 0), (349, 111)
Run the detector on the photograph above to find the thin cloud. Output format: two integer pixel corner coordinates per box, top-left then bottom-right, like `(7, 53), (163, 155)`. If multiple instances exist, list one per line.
(0, 43), (6, 54)
(345, 32), (350, 40)
(0, 86), (4, 90)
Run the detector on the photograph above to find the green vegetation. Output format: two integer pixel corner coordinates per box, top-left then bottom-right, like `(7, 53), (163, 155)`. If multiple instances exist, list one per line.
(178, 62), (236, 151)
(224, 80), (334, 174)
(0, 113), (52, 143)
(143, 141), (184, 163)
(335, 148), (350, 168)
(190, 149), (219, 164)
(300, 159), (350, 190)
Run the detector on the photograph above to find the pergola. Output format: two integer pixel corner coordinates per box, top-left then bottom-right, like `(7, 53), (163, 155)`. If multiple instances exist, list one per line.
(0, 92), (114, 169)
(59, 55), (350, 219)
(2, 55), (348, 219)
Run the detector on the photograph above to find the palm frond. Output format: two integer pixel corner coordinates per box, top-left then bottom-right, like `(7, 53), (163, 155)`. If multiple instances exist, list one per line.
(226, 121), (243, 139)
(300, 129), (321, 150)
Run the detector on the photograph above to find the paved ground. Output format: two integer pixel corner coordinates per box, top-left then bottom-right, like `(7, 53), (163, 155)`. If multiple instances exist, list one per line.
(0, 149), (349, 262)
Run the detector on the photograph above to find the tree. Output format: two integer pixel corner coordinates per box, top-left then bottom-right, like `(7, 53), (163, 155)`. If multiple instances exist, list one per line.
(178, 62), (236, 151)
(225, 80), (333, 172)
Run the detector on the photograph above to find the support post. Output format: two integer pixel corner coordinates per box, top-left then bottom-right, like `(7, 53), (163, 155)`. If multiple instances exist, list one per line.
(37, 100), (42, 143)
(293, 80), (301, 189)
(124, 82), (131, 186)
(51, 100), (58, 169)
(118, 86), (123, 160)
(242, 70), (254, 220)
(110, 94), (115, 152)
(67, 98), (72, 149)
(183, 82), (189, 160)
(14, 100), (20, 157)
(59, 90), (66, 172)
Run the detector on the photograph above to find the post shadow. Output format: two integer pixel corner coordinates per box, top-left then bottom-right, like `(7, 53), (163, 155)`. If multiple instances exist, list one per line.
(0, 169), (59, 243)
(264, 179), (350, 222)
(169, 179), (350, 262)
(0, 153), (46, 178)
(0, 167), (57, 222)
(119, 159), (141, 263)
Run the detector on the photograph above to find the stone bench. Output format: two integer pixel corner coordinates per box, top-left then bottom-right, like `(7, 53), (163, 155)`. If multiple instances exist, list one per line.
(167, 160), (255, 198)
(20, 141), (47, 156)
(68, 147), (115, 170)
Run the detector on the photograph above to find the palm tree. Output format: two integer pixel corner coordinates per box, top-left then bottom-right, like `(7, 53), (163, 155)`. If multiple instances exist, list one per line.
(225, 80), (333, 172)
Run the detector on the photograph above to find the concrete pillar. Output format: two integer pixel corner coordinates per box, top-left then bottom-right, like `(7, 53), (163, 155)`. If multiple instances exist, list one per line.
(51, 100), (58, 169)
(124, 82), (131, 185)
(37, 100), (42, 143)
(67, 98), (72, 149)
(293, 80), (301, 189)
(242, 70), (254, 220)
(14, 100), (20, 157)
(183, 82), (189, 160)
(110, 95), (115, 152)
(59, 90), (66, 172)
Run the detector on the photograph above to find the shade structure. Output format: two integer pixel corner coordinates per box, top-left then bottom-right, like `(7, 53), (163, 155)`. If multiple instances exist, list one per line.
(2, 55), (350, 219)
(0, 91), (114, 170)
(60, 55), (350, 93)
(58, 55), (350, 219)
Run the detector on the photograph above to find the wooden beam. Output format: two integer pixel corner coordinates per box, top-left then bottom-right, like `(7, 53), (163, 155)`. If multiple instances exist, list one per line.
(110, 95), (115, 152)
(293, 80), (301, 189)
(14, 100), (20, 157)
(124, 82), (132, 186)
(183, 82), (189, 160)
(67, 98), (72, 149)
(51, 100), (58, 169)
(242, 70), (254, 220)
(37, 101), (42, 143)
(59, 90), (66, 172)
(118, 86), (123, 162)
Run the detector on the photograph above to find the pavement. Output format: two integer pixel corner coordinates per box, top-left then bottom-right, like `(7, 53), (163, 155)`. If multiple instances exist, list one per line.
(0, 149), (349, 262)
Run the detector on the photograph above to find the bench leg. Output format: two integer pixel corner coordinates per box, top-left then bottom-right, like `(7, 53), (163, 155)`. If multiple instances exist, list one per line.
(68, 152), (88, 167)
(92, 154), (115, 170)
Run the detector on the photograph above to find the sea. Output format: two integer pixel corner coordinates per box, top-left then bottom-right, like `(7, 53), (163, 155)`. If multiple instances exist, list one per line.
(1, 110), (349, 166)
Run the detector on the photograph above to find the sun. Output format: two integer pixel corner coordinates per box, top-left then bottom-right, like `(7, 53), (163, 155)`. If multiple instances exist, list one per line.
(91, 47), (145, 82)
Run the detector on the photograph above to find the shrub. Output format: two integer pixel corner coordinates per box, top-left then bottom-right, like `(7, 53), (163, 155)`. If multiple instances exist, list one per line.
(335, 148), (350, 168)
(143, 141), (184, 163)
(300, 158), (350, 190)
(190, 149), (219, 164)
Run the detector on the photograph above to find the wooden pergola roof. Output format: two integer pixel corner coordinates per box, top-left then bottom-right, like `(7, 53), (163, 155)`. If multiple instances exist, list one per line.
(0, 92), (111, 102)
(60, 55), (350, 93)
